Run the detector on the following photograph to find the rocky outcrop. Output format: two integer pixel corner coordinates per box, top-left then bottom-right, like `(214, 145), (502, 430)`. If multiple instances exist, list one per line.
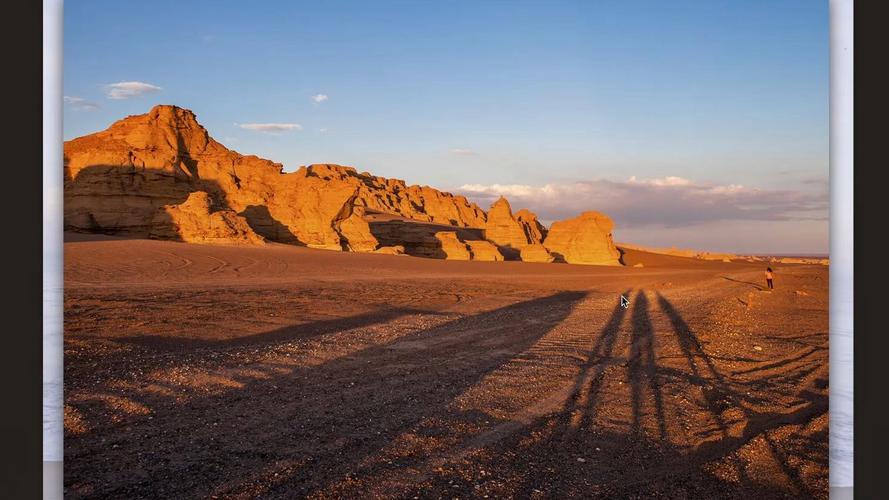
(434, 232), (471, 260)
(149, 191), (265, 244)
(373, 245), (406, 255)
(543, 211), (621, 266)
(64, 105), (488, 251)
(65, 105), (631, 265)
(297, 164), (487, 228)
(465, 240), (504, 261)
(484, 197), (530, 256)
(365, 213), (484, 258)
(515, 209), (547, 244)
(519, 243), (555, 263)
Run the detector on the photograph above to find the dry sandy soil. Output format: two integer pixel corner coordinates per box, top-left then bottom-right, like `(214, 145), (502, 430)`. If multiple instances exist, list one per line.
(63, 234), (829, 499)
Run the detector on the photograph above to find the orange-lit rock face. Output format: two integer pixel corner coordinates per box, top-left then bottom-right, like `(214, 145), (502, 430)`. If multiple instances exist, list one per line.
(484, 197), (531, 251)
(519, 243), (555, 263)
(434, 231), (471, 260)
(465, 239), (504, 261)
(64, 105), (486, 250)
(64, 105), (623, 263)
(543, 211), (622, 266)
(514, 208), (547, 244)
(149, 191), (265, 245)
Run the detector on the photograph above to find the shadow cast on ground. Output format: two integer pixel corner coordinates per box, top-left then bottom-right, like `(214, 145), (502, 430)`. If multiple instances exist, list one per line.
(65, 291), (588, 498)
(399, 290), (828, 498)
(64, 287), (827, 498)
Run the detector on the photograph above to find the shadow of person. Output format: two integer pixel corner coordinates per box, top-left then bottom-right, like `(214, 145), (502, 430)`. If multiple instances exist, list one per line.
(628, 290), (668, 441)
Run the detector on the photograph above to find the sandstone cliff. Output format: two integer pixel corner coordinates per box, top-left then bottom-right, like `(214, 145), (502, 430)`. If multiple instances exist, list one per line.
(544, 211), (621, 265)
(515, 209), (547, 244)
(434, 232), (472, 260)
(65, 105), (627, 266)
(465, 240), (504, 261)
(484, 197), (531, 258)
(149, 191), (265, 245)
(520, 243), (555, 263)
(64, 105), (486, 249)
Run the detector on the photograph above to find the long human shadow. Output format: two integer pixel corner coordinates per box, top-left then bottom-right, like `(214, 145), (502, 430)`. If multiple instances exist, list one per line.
(656, 292), (825, 497)
(421, 289), (738, 498)
(64, 291), (588, 499)
(485, 287), (630, 481)
(656, 292), (736, 431)
(407, 291), (825, 498)
(628, 290), (668, 441)
(505, 290), (630, 499)
(564, 290), (631, 434)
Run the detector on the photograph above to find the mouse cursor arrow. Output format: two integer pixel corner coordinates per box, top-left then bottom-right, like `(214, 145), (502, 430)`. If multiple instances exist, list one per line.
(620, 295), (630, 309)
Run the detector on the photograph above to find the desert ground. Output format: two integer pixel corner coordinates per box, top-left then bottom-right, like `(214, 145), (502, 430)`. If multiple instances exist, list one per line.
(63, 234), (828, 499)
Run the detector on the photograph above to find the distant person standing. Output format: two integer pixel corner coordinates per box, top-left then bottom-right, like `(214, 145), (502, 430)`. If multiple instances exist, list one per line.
(765, 267), (774, 290)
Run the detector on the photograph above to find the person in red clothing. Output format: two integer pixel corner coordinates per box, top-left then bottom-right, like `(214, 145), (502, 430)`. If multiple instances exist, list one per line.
(765, 267), (774, 290)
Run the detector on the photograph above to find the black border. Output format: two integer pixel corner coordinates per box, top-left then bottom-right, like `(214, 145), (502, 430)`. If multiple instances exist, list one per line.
(0, 0), (45, 496)
(2, 2), (884, 497)
(853, 2), (889, 497)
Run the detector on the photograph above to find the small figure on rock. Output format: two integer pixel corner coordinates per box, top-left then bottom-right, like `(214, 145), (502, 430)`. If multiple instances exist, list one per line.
(765, 267), (774, 290)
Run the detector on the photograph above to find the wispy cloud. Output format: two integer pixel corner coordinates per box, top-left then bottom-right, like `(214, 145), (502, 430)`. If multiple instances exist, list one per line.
(103, 81), (162, 100)
(63, 96), (100, 111)
(449, 148), (477, 156)
(311, 94), (328, 103)
(238, 123), (303, 133)
(458, 175), (828, 228)
(318, 127), (329, 133)
(627, 175), (691, 187)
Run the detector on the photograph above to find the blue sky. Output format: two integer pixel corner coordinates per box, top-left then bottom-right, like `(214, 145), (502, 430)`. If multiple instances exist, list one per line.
(64, 0), (828, 254)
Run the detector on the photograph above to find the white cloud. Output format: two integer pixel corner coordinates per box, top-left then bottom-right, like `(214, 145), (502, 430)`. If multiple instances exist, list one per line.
(627, 175), (691, 186)
(238, 123), (303, 133)
(449, 148), (477, 156)
(319, 128), (329, 133)
(104, 81), (162, 100)
(312, 94), (329, 103)
(458, 176), (828, 228)
(63, 96), (100, 111)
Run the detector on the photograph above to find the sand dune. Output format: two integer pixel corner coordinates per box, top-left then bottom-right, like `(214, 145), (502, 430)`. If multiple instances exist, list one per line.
(64, 235), (828, 498)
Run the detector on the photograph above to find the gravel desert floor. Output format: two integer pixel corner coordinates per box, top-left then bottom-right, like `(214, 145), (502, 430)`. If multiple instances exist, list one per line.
(63, 235), (829, 499)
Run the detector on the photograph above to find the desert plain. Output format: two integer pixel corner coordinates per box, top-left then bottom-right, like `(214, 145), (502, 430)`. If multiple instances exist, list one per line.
(63, 234), (828, 499)
(61, 105), (829, 498)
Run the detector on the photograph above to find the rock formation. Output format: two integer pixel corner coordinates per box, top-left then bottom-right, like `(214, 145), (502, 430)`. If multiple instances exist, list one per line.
(465, 240), (504, 261)
(484, 197), (531, 257)
(64, 105), (487, 251)
(294, 164), (486, 228)
(434, 232), (471, 260)
(149, 191), (264, 244)
(519, 243), (555, 263)
(373, 245), (406, 255)
(365, 213), (484, 258)
(543, 211), (621, 265)
(65, 105), (628, 266)
(515, 209), (547, 244)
